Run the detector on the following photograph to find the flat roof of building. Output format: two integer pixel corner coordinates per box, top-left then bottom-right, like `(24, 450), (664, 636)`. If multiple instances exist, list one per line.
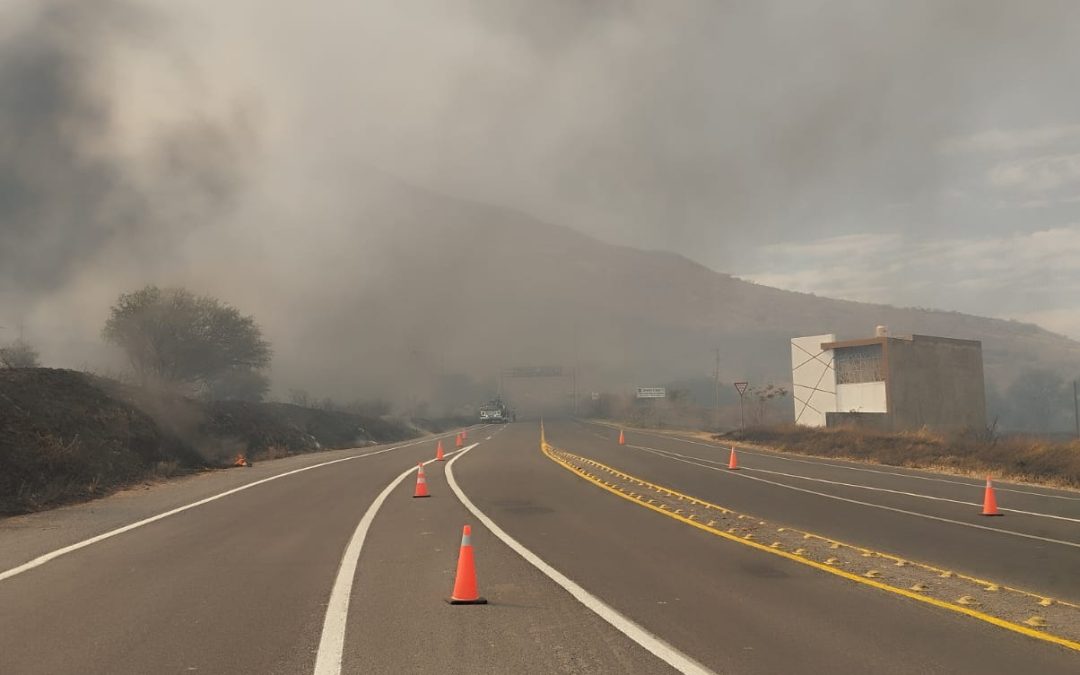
(820, 334), (982, 350)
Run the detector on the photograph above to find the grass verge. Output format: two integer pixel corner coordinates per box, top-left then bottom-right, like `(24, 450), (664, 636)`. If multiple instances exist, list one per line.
(718, 424), (1080, 490)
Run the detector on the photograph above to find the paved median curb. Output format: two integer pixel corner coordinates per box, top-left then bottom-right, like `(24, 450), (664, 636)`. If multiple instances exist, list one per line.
(540, 427), (1080, 653)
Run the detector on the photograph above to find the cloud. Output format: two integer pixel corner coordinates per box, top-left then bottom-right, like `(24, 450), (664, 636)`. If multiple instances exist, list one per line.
(989, 154), (1080, 193)
(740, 225), (1080, 334)
(941, 124), (1080, 154)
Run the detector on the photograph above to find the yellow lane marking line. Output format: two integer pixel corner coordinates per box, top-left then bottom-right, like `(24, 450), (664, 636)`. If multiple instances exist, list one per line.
(558, 441), (1074, 604)
(538, 430), (1080, 654)
(554, 428), (1080, 607)
(591, 445), (1080, 609)
(451, 432), (716, 675)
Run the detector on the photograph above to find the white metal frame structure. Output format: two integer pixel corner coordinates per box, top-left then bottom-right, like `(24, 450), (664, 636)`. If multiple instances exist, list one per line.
(790, 334), (837, 426)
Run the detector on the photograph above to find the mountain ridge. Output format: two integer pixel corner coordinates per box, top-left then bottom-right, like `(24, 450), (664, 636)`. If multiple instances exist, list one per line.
(280, 179), (1079, 401)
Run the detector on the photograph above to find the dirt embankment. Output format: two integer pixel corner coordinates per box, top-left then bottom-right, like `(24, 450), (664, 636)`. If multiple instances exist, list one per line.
(719, 424), (1080, 489)
(0, 369), (422, 514)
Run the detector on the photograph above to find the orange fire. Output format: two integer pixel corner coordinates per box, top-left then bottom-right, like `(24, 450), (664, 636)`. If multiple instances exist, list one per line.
(233, 454), (250, 467)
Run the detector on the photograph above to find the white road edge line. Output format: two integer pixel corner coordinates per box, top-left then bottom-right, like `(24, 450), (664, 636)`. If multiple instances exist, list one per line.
(626, 443), (1080, 550)
(312, 444), (474, 675)
(444, 444), (715, 675)
(634, 444), (1080, 523)
(0, 429), (479, 584)
(592, 421), (1080, 501)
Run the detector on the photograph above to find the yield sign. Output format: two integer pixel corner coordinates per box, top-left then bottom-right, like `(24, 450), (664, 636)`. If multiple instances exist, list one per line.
(733, 381), (749, 396)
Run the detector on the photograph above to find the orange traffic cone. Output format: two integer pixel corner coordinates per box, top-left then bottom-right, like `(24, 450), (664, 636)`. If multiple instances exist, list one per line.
(448, 525), (487, 605)
(981, 476), (1002, 516)
(455, 433), (464, 448)
(727, 446), (739, 470)
(413, 463), (430, 498)
(436, 440), (445, 462)
(618, 429), (625, 445)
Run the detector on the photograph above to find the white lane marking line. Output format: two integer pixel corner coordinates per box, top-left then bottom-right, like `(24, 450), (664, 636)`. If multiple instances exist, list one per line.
(0, 431), (466, 583)
(598, 422), (1080, 501)
(623, 443), (1080, 550)
(444, 446), (715, 675)
(312, 445), (474, 675)
(633, 444), (1080, 524)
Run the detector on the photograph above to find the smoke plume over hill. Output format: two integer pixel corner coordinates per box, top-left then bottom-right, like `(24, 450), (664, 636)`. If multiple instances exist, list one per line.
(3, 1), (1080, 424)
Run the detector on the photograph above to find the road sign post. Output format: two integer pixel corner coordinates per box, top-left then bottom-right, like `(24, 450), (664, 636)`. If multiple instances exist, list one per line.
(714, 349), (721, 430)
(734, 382), (749, 429)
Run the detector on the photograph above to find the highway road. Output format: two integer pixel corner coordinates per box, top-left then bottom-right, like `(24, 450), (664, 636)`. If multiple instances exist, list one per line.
(1, 420), (1078, 673)
(573, 420), (1080, 602)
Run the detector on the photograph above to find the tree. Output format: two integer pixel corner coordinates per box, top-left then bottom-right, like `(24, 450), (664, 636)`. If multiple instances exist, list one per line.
(747, 383), (788, 425)
(0, 338), (40, 368)
(205, 367), (271, 402)
(289, 388), (311, 407)
(102, 286), (271, 393)
(1000, 369), (1070, 432)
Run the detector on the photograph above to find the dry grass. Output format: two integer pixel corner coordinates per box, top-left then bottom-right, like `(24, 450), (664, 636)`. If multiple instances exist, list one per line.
(260, 445), (291, 461)
(720, 425), (1080, 489)
(152, 460), (182, 478)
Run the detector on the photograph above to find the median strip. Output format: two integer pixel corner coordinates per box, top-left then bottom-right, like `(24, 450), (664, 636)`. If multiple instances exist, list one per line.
(540, 426), (1080, 653)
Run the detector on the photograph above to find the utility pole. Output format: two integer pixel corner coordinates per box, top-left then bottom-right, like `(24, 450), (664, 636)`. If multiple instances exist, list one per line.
(1074, 379), (1079, 439)
(714, 348), (721, 430)
(572, 366), (578, 416)
(573, 321), (580, 416)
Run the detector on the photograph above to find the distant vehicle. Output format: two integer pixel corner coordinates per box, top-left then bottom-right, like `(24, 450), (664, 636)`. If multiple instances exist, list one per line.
(478, 398), (514, 423)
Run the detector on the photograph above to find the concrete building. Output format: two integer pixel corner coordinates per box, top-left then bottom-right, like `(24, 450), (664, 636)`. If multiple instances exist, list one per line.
(791, 327), (986, 432)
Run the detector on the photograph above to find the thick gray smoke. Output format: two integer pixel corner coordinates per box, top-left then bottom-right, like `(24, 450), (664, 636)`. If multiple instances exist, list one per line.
(3, 0), (1080, 414)
(0, 0), (253, 364)
(0, 0), (139, 294)
(0, 3), (251, 294)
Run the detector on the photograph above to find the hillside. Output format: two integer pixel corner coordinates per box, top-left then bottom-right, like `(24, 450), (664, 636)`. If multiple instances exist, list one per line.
(0, 369), (420, 514)
(278, 180), (1080, 404)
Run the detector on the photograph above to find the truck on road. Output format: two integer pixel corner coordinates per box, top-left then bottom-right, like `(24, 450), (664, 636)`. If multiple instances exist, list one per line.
(478, 398), (514, 423)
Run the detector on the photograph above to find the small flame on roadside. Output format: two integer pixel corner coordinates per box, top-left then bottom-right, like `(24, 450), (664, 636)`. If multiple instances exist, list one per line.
(233, 454), (250, 467)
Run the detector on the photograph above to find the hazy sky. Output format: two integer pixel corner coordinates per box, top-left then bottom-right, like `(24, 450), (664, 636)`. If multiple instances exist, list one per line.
(4, 0), (1080, 369)
(142, 0), (1080, 337)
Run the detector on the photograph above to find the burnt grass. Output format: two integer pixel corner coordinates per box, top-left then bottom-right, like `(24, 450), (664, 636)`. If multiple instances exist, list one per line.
(719, 424), (1080, 489)
(0, 369), (422, 515)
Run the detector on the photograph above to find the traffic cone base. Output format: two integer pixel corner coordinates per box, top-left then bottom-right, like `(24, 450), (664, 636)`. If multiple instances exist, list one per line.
(447, 597), (488, 605)
(981, 476), (1002, 516)
(413, 463), (430, 498)
(448, 525), (486, 605)
(728, 446), (739, 470)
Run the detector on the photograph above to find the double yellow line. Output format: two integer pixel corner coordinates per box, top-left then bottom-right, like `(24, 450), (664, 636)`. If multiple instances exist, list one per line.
(538, 425), (1080, 653)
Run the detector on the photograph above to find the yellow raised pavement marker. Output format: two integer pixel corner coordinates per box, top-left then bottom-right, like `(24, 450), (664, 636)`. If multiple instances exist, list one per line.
(538, 425), (1080, 654)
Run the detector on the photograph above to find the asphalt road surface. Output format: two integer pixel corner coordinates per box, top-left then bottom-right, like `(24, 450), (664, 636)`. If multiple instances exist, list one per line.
(1, 420), (1078, 674)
